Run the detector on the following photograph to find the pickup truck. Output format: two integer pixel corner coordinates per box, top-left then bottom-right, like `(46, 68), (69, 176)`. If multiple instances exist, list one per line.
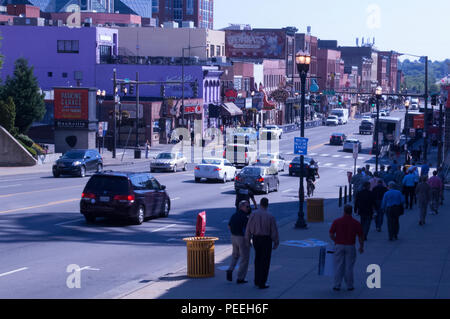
(359, 121), (374, 135)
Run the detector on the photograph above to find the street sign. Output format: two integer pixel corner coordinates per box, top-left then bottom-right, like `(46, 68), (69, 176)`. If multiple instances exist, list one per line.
(294, 137), (309, 155)
(353, 143), (359, 160)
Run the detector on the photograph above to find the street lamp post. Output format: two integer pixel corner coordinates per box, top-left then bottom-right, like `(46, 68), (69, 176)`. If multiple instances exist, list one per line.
(295, 52), (311, 229)
(96, 89), (106, 154)
(112, 69), (117, 159)
(404, 99), (410, 164)
(375, 86), (383, 172)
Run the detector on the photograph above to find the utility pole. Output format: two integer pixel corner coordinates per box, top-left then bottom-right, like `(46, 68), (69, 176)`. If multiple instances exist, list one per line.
(424, 56), (429, 162)
(112, 69), (117, 159)
(438, 97), (444, 168)
(135, 71), (139, 149)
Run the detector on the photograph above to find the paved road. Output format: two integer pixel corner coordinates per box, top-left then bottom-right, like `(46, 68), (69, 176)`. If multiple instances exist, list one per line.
(0, 114), (397, 298)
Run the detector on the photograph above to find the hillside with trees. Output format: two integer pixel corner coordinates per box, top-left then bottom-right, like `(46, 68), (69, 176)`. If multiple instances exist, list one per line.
(399, 59), (449, 94)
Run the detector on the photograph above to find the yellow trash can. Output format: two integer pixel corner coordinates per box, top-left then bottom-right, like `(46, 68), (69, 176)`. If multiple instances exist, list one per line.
(182, 237), (219, 278)
(307, 198), (324, 222)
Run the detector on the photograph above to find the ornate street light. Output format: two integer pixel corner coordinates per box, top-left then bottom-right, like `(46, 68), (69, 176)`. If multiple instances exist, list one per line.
(404, 99), (410, 163)
(295, 51), (310, 229)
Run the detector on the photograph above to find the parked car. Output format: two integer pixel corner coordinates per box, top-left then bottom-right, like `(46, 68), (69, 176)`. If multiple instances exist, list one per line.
(53, 149), (103, 178)
(343, 138), (362, 152)
(235, 165), (279, 194)
(80, 171), (170, 225)
(150, 152), (187, 172)
(288, 157), (318, 177)
(330, 133), (347, 145)
(260, 125), (283, 139)
(194, 158), (237, 183)
(224, 144), (257, 168)
(326, 115), (339, 126)
(255, 153), (286, 172)
(359, 121), (374, 135)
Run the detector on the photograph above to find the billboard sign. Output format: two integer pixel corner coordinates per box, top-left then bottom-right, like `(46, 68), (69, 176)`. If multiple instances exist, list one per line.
(54, 88), (89, 120)
(225, 30), (286, 59)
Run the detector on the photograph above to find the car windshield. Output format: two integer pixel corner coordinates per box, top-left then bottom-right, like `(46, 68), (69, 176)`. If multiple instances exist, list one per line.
(62, 151), (86, 159)
(260, 154), (276, 159)
(156, 153), (175, 159)
(241, 167), (262, 176)
(328, 116), (337, 119)
(84, 175), (129, 193)
(292, 157), (312, 164)
(202, 159), (222, 165)
(266, 126), (277, 129)
(346, 140), (358, 143)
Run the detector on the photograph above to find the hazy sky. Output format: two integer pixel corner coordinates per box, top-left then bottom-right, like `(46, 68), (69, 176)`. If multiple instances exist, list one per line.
(214, 0), (450, 62)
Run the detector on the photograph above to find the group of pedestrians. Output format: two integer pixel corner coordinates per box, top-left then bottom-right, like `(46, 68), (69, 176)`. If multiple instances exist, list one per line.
(227, 197), (279, 290)
(332, 161), (446, 291)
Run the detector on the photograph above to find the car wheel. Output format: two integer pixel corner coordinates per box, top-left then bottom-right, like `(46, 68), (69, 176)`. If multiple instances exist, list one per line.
(53, 169), (60, 178)
(150, 168), (155, 173)
(96, 163), (103, 173)
(173, 165), (177, 173)
(275, 182), (279, 192)
(195, 177), (201, 183)
(289, 171), (293, 176)
(183, 163), (187, 171)
(160, 199), (170, 218)
(222, 173), (227, 183)
(134, 205), (145, 225)
(84, 214), (96, 224)
(79, 166), (86, 178)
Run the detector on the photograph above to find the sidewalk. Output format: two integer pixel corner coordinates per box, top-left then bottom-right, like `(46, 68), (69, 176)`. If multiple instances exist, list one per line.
(0, 144), (175, 176)
(121, 190), (450, 299)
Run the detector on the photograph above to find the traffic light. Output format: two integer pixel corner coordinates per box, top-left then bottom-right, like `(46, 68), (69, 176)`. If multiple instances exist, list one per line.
(338, 95), (342, 105)
(160, 85), (165, 98)
(129, 84), (134, 95)
(191, 81), (198, 98)
(431, 95), (437, 106)
(369, 97), (376, 108)
(120, 84), (128, 95)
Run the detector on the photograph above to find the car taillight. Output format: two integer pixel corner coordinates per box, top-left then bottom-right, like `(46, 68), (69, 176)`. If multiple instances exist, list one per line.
(245, 153), (248, 158)
(223, 151), (226, 158)
(113, 195), (135, 202)
(214, 168), (221, 171)
(194, 166), (200, 170)
(271, 160), (276, 164)
(81, 192), (95, 199)
(257, 177), (264, 182)
(235, 175), (240, 181)
(289, 164), (292, 168)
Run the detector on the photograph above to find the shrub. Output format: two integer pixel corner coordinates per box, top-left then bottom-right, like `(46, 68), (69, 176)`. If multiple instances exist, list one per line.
(17, 134), (34, 147)
(18, 140), (37, 158)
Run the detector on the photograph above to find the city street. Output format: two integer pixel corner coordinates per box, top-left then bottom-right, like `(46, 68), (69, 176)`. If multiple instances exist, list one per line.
(0, 114), (384, 298)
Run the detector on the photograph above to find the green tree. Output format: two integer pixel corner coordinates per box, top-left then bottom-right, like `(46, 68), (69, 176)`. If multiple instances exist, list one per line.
(2, 58), (45, 134)
(0, 96), (16, 133)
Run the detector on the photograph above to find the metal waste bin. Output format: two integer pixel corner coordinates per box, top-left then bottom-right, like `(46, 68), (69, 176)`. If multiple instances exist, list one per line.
(134, 148), (141, 159)
(307, 198), (324, 222)
(183, 237), (219, 278)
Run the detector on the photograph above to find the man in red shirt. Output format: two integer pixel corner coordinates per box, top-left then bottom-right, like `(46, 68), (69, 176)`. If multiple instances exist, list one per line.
(329, 205), (364, 291)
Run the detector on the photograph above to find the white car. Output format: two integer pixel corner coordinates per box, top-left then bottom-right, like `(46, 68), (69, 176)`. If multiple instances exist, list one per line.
(361, 115), (372, 122)
(194, 158), (237, 183)
(260, 125), (283, 139)
(326, 115), (339, 126)
(343, 139), (362, 153)
(255, 153), (286, 172)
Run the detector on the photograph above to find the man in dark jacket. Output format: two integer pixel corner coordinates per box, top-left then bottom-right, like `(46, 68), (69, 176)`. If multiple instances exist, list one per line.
(354, 182), (376, 241)
(372, 180), (388, 232)
(227, 200), (252, 284)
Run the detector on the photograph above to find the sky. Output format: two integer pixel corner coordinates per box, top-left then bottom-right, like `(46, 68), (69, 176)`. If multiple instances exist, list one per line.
(214, 0), (450, 62)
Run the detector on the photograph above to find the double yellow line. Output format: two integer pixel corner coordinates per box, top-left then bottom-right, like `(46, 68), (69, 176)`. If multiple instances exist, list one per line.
(0, 198), (79, 214)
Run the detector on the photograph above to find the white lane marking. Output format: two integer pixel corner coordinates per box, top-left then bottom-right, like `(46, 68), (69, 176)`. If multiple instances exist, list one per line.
(151, 224), (176, 233)
(331, 155), (341, 158)
(220, 185), (234, 190)
(282, 188), (293, 193)
(309, 153), (318, 156)
(344, 156), (352, 159)
(338, 164), (347, 167)
(0, 184), (22, 189)
(319, 154), (330, 157)
(358, 157), (366, 160)
(171, 197), (181, 201)
(323, 163), (333, 167)
(55, 218), (85, 226)
(0, 267), (28, 278)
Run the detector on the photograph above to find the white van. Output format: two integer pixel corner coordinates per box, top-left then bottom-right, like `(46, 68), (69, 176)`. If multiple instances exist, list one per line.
(330, 108), (349, 125)
(223, 144), (257, 168)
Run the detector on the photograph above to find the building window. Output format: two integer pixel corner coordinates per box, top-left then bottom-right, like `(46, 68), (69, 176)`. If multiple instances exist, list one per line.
(99, 45), (112, 64)
(216, 46), (220, 57)
(48, 72), (53, 77)
(57, 40), (79, 53)
(222, 46), (225, 56)
(62, 72), (68, 78)
(210, 45), (215, 57)
(186, 0), (194, 15)
(152, 0), (159, 13)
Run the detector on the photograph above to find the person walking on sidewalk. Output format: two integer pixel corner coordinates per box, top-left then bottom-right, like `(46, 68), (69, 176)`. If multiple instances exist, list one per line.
(421, 163), (431, 178)
(227, 200), (252, 284)
(329, 205), (364, 291)
(416, 176), (431, 226)
(145, 140), (151, 159)
(428, 171), (443, 214)
(373, 179), (388, 232)
(402, 170), (416, 210)
(354, 182), (376, 241)
(235, 184), (257, 212)
(245, 197), (279, 289)
(381, 182), (405, 241)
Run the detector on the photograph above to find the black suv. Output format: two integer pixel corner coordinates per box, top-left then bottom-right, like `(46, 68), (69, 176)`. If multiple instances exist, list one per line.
(53, 149), (103, 178)
(330, 133), (346, 145)
(80, 171), (171, 225)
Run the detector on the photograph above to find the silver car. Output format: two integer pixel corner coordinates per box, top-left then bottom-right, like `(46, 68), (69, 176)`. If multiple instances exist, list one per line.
(150, 152), (187, 173)
(255, 153), (286, 172)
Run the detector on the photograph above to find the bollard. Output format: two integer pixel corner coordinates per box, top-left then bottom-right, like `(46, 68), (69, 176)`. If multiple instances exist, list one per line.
(349, 184), (352, 202)
(339, 186), (343, 207)
(344, 185), (348, 204)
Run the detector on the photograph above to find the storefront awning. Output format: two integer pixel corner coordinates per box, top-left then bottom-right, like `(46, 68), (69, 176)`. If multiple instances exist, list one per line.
(221, 103), (243, 117)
